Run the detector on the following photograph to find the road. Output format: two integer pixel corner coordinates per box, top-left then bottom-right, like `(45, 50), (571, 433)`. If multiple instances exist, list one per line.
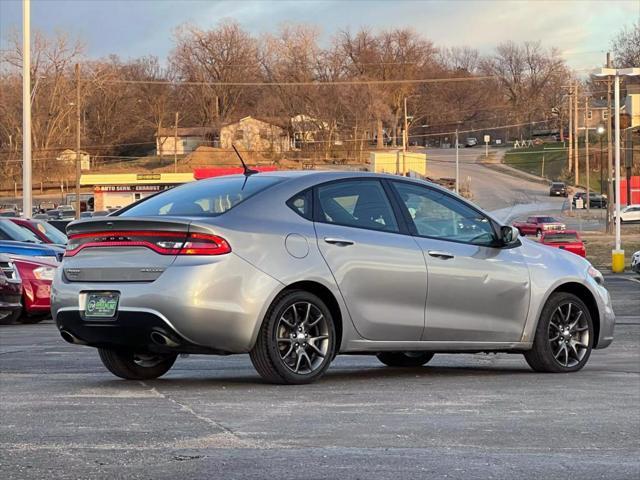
(424, 147), (564, 215)
(1, 275), (638, 480)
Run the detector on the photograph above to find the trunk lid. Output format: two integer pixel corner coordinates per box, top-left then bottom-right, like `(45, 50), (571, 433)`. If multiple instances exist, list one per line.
(63, 217), (200, 282)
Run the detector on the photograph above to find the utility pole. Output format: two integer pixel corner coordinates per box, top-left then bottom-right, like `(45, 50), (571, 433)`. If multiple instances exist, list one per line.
(173, 112), (179, 173)
(574, 82), (579, 185)
(402, 97), (408, 176)
(75, 63), (81, 219)
(606, 52), (614, 234)
(22, 0), (31, 218)
(614, 74), (621, 254)
(455, 127), (459, 194)
(585, 96), (590, 212)
(568, 87), (573, 172)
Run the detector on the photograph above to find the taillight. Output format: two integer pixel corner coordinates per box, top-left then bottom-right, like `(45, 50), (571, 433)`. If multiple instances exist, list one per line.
(180, 233), (231, 255)
(65, 230), (231, 257)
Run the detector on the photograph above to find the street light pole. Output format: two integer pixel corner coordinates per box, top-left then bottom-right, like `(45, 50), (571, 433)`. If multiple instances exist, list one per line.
(75, 63), (81, 219)
(598, 126), (604, 195)
(22, 0), (31, 218)
(613, 74), (621, 254)
(593, 67), (640, 271)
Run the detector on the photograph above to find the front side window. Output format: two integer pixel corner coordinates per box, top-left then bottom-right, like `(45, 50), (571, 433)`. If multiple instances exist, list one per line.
(392, 181), (496, 246)
(316, 180), (399, 232)
(119, 176), (282, 217)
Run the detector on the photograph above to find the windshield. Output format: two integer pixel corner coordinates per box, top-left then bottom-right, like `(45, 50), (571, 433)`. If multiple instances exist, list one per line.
(33, 221), (68, 244)
(544, 232), (578, 243)
(537, 217), (558, 223)
(119, 176), (283, 217)
(0, 220), (43, 243)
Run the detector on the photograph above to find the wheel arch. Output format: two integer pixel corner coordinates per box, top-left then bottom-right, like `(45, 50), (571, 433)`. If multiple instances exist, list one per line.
(277, 280), (344, 353)
(550, 282), (601, 347)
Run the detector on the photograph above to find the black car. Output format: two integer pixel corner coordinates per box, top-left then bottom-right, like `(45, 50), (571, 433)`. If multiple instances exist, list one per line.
(0, 255), (22, 325)
(549, 182), (567, 197)
(573, 192), (607, 209)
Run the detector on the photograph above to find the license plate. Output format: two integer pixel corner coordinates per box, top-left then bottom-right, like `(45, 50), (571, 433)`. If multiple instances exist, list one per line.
(84, 292), (119, 318)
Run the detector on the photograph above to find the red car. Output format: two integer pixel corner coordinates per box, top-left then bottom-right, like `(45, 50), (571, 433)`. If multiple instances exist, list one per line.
(540, 230), (586, 257)
(513, 216), (566, 237)
(10, 218), (68, 246)
(10, 255), (58, 323)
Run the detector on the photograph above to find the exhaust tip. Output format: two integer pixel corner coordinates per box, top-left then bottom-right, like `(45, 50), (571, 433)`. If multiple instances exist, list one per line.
(150, 330), (179, 348)
(60, 330), (83, 345)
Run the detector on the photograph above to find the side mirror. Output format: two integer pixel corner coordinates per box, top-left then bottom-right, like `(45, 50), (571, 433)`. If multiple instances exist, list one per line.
(501, 225), (520, 246)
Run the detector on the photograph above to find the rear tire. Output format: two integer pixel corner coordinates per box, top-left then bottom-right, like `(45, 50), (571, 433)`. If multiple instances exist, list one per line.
(377, 351), (434, 367)
(250, 290), (336, 385)
(536, 229), (542, 238)
(98, 348), (177, 380)
(524, 292), (593, 373)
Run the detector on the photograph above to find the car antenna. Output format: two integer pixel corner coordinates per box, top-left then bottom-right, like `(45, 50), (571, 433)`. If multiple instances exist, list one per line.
(232, 144), (259, 176)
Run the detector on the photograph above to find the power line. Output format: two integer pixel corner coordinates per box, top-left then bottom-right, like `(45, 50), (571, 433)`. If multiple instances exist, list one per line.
(100, 75), (497, 87)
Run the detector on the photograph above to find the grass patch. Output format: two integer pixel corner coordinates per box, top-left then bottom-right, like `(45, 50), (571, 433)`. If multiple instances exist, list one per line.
(581, 231), (640, 269)
(504, 143), (604, 191)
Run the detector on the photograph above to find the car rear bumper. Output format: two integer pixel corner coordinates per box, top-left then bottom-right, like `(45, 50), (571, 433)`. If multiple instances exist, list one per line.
(51, 253), (284, 353)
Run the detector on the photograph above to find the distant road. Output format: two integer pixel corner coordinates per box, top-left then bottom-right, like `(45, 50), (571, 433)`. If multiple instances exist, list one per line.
(424, 147), (565, 219)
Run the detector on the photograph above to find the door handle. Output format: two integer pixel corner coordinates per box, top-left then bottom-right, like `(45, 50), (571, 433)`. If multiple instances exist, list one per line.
(428, 250), (454, 259)
(324, 237), (354, 246)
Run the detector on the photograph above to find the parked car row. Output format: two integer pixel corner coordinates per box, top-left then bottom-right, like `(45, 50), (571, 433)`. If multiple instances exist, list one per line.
(0, 218), (65, 324)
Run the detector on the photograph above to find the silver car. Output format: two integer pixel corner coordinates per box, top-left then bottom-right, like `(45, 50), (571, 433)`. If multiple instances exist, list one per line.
(51, 171), (615, 384)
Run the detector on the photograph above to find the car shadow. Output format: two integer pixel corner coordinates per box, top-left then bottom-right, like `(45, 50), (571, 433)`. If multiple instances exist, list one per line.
(117, 363), (535, 389)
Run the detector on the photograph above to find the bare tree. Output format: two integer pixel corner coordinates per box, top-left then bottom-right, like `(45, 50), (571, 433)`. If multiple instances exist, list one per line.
(611, 22), (640, 68)
(170, 21), (260, 126)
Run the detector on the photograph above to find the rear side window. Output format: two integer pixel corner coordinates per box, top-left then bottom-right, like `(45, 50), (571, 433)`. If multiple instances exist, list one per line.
(316, 180), (399, 232)
(119, 176), (282, 217)
(287, 189), (312, 220)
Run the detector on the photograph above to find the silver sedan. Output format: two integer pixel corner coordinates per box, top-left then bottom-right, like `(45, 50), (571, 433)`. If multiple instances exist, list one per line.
(51, 171), (615, 384)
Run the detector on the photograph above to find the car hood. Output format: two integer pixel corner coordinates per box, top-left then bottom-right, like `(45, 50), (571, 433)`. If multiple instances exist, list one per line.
(519, 237), (590, 273)
(0, 240), (63, 256)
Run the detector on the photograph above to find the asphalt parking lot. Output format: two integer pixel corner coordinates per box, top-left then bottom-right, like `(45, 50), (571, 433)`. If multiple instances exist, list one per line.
(1, 275), (638, 480)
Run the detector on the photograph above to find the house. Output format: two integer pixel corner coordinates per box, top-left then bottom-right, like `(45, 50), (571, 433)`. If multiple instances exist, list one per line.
(155, 127), (216, 156)
(291, 114), (329, 148)
(220, 116), (290, 153)
(56, 149), (90, 170)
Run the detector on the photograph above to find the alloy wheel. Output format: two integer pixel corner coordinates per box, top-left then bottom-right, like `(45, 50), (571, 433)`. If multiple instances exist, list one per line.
(276, 302), (330, 375)
(548, 302), (590, 368)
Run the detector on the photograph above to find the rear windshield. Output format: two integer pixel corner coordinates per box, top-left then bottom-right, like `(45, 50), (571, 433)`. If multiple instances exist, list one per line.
(119, 176), (282, 217)
(551, 183), (564, 187)
(545, 232), (578, 242)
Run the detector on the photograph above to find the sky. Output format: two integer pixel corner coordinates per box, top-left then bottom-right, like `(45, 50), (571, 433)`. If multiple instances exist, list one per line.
(1, 0), (638, 70)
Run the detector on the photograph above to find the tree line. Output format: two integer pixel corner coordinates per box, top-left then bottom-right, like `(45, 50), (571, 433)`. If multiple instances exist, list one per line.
(0, 20), (636, 185)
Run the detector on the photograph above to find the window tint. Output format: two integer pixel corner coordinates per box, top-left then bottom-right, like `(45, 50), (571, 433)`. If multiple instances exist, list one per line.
(316, 180), (398, 232)
(392, 182), (495, 246)
(287, 190), (312, 220)
(119, 176), (282, 217)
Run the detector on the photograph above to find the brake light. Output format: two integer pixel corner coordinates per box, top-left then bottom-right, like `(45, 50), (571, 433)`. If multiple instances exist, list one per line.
(64, 230), (231, 257)
(180, 233), (231, 255)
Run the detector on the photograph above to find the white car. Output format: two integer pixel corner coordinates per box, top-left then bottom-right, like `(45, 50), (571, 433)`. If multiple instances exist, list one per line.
(616, 205), (640, 223)
(632, 251), (640, 274)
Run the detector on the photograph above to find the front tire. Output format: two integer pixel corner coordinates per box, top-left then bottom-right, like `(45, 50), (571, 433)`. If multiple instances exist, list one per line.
(377, 352), (434, 367)
(98, 348), (177, 380)
(524, 292), (593, 373)
(250, 290), (336, 384)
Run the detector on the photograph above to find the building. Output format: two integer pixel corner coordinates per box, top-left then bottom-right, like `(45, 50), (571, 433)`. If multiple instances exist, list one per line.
(56, 149), (90, 170)
(291, 114), (329, 148)
(220, 116), (290, 153)
(80, 172), (195, 211)
(155, 127), (216, 156)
